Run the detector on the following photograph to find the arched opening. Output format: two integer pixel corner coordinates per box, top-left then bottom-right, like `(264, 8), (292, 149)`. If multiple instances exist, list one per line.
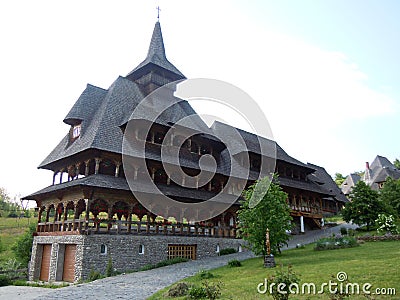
(55, 203), (64, 221)
(112, 201), (130, 220)
(99, 159), (115, 176)
(90, 199), (109, 218)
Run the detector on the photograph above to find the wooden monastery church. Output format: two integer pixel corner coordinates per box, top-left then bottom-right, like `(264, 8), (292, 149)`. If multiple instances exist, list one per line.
(24, 21), (347, 283)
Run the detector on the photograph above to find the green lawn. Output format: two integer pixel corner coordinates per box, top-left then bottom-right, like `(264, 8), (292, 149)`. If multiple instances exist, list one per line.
(0, 217), (36, 264)
(149, 241), (400, 300)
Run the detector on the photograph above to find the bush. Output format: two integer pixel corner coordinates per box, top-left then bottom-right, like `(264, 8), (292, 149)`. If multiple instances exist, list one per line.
(188, 285), (207, 299)
(227, 259), (242, 267)
(198, 269), (215, 279)
(376, 214), (399, 234)
(218, 248), (236, 256)
(12, 223), (36, 266)
(139, 257), (189, 271)
(0, 275), (11, 287)
(87, 268), (102, 281)
(203, 280), (222, 300)
(167, 282), (190, 297)
(314, 236), (359, 251)
(105, 256), (114, 277)
(188, 281), (223, 300)
(340, 227), (348, 235)
(268, 265), (300, 300)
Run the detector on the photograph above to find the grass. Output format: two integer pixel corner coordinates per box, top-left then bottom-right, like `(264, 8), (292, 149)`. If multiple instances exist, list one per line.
(149, 241), (400, 300)
(0, 216), (36, 264)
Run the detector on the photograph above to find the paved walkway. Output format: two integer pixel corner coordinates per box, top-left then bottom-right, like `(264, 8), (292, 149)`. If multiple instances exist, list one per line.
(0, 223), (357, 300)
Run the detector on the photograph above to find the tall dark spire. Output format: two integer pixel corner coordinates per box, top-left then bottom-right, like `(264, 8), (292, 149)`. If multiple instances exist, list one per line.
(126, 21), (185, 86)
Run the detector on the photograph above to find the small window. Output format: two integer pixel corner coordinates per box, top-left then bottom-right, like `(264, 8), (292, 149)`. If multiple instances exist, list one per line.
(215, 244), (220, 253)
(72, 124), (81, 138)
(139, 244), (144, 255)
(100, 244), (107, 255)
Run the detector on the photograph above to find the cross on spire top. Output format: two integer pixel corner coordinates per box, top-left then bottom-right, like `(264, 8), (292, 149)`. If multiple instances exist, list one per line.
(156, 6), (161, 21)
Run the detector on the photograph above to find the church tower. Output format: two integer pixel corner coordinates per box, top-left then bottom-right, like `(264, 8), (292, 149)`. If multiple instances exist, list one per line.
(126, 21), (186, 95)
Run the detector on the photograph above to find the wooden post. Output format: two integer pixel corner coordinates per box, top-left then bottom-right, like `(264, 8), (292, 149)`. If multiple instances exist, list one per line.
(264, 228), (276, 268)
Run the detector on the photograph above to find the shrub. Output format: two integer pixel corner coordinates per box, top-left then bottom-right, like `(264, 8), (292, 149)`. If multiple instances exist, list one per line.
(188, 285), (207, 299)
(105, 256), (114, 277)
(0, 275), (11, 287)
(198, 269), (215, 279)
(167, 282), (190, 297)
(267, 265), (300, 300)
(1, 259), (23, 279)
(376, 214), (399, 234)
(340, 227), (348, 235)
(218, 248), (236, 256)
(203, 280), (223, 300)
(139, 257), (189, 271)
(314, 236), (359, 251)
(12, 222), (36, 266)
(227, 259), (242, 267)
(87, 268), (102, 281)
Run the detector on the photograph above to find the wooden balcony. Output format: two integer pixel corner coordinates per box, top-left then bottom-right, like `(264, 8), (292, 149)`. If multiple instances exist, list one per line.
(36, 219), (238, 238)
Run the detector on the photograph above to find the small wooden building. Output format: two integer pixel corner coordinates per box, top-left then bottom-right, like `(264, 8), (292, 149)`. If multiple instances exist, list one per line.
(23, 21), (346, 283)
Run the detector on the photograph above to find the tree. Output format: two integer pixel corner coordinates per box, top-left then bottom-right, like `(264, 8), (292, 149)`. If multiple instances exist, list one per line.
(341, 181), (387, 230)
(237, 176), (292, 257)
(334, 173), (346, 186)
(379, 177), (400, 217)
(394, 158), (400, 170)
(12, 222), (36, 266)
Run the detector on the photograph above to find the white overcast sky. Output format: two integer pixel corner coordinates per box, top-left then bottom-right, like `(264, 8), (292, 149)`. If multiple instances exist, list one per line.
(1, 0), (399, 200)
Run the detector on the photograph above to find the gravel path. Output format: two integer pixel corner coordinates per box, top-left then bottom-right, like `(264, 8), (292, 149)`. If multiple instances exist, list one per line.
(0, 223), (357, 300)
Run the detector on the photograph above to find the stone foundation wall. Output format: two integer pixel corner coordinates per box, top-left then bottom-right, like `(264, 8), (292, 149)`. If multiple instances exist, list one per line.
(80, 235), (245, 280)
(29, 234), (245, 283)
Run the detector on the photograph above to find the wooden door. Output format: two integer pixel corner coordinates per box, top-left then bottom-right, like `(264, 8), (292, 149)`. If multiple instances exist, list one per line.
(39, 244), (51, 281)
(62, 244), (76, 282)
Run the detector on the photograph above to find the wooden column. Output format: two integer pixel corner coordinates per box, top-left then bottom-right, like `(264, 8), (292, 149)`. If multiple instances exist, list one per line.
(52, 171), (57, 185)
(115, 162), (121, 177)
(95, 158), (101, 175)
(84, 160), (91, 176)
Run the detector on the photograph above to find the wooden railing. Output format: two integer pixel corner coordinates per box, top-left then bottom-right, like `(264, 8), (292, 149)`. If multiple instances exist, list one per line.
(36, 219), (238, 238)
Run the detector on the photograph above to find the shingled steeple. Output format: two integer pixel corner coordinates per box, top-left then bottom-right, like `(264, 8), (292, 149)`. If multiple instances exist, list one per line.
(126, 21), (185, 94)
